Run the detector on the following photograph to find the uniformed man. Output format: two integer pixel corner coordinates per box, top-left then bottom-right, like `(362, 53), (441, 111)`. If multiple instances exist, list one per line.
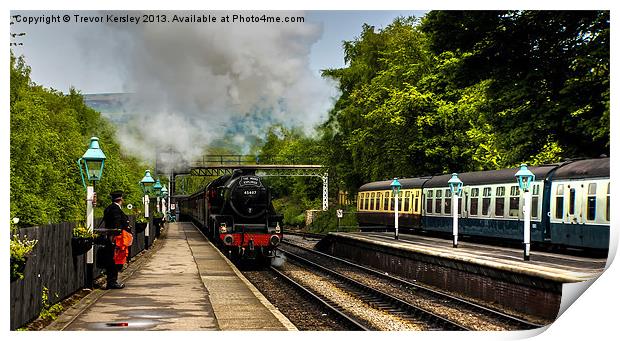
(102, 190), (132, 289)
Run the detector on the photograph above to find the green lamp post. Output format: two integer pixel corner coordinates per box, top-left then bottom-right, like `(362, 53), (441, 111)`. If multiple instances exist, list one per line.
(140, 170), (156, 249)
(515, 164), (535, 261)
(153, 179), (163, 213)
(390, 178), (402, 240)
(77, 137), (106, 288)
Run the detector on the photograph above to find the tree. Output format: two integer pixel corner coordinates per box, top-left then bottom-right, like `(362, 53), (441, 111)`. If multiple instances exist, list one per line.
(420, 11), (610, 163)
(10, 53), (148, 227)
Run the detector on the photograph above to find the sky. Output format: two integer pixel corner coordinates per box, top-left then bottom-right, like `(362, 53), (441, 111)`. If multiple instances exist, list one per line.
(10, 10), (427, 94)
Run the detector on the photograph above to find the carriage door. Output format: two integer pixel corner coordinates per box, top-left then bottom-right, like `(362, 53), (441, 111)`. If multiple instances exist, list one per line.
(563, 182), (581, 225)
(462, 186), (469, 219)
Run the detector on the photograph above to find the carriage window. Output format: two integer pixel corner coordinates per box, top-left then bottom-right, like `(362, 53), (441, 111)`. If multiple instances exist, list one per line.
(365, 193), (370, 210)
(587, 183), (596, 221)
(404, 191), (410, 212)
(555, 184), (564, 219)
(482, 187), (491, 215)
(495, 187), (505, 217)
(531, 196), (539, 218)
(509, 186), (520, 217)
(370, 193), (375, 210)
(533, 184), (540, 196)
(606, 183), (610, 221)
(470, 188), (479, 216)
(384, 192), (390, 211)
(426, 190), (433, 213)
(375, 194), (380, 211)
(435, 189), (442, 213)
(569, 188), (576, 215)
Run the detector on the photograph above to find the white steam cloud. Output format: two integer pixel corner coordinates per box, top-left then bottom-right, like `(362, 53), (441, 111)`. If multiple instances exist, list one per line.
(97, 11), (337, 170)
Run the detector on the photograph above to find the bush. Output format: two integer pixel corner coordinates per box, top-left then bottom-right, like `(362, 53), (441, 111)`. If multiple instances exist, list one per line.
(72, 222), (98, 239)
(10, 219), (38, 281)
(308, 205), (358, 233)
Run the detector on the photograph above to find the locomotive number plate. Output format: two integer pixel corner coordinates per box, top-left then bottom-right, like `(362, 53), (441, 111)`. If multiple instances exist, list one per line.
(243, 190), (258, 197)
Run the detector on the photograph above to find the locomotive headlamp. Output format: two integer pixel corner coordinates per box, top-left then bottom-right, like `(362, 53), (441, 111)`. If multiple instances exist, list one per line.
(515, 164), (535, 192)
(220, 223), (228, 234)
(78, 137), (107, 189)
(270, 235), (280, 246)
(275, 222), (281, 234)
(448, 173), (463, 196)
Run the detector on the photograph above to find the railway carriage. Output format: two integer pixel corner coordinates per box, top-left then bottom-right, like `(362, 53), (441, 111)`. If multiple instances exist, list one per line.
(547, 158), (610, 249)
(357, 158), (610, 251)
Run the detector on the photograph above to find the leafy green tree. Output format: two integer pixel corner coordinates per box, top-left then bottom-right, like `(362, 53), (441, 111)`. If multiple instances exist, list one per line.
(10, 53), (148, 227)
(420, 11), (610, 163)
(320, 11), (609, 200)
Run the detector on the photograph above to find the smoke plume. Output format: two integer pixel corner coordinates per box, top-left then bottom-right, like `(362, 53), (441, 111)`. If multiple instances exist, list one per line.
(93, 10), (337, 170)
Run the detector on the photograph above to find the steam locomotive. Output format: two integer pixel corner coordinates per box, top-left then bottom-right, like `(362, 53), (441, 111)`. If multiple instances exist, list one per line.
(179, 169), (284, 261)
(357, 158), (610, 251)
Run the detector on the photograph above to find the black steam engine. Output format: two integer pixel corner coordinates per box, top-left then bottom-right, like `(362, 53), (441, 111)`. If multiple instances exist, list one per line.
(179, 169), (283, 261)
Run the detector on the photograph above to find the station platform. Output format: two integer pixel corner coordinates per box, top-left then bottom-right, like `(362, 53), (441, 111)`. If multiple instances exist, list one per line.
(47, 222), (296, 331)
(331, 232), (606, 282)
(316, 231), (607, 321)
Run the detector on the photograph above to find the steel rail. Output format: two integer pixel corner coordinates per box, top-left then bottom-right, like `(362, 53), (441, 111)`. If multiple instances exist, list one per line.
(279, 248), (469, 331)
(268, 266), (369, 331)
(281, 240), (544, 330)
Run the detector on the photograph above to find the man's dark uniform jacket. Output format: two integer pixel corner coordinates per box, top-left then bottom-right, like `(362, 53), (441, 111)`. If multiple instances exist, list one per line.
(103, 203), (131, 234)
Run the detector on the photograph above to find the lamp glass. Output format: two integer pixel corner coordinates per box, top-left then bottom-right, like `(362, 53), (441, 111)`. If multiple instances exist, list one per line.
(390, 178), (401, 195)
(448, 173), (463, 196)
(85, 160), (104, 181)
(140, 170), (156, 195)
(515, 164), (535, 191)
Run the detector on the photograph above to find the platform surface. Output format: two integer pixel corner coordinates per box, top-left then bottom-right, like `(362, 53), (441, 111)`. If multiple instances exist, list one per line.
(56, 222), (295, 331)
(329, 232), (607, 283)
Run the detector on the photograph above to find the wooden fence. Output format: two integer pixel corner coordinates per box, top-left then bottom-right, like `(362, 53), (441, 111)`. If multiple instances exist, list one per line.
(9, 215), (160, 330)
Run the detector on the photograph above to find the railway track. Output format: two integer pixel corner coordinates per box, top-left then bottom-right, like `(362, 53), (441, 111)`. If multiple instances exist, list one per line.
(277, 248), (469, 331)
(279, 240), (545, 330)
(242, 265), (367, 330)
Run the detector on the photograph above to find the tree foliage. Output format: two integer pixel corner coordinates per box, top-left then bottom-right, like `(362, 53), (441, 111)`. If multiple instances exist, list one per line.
(10, 53), (148, 227)
(317, 11), (609, 196)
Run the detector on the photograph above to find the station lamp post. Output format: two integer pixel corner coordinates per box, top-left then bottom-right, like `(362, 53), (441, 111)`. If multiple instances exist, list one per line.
(140, 170), (156, 249)
(390, 178), (401, 240)
(515, 164), (535, 261)
(153, 179), (163, 213)
(448, 173), (463, 248)
(77, 137), (106, 288)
